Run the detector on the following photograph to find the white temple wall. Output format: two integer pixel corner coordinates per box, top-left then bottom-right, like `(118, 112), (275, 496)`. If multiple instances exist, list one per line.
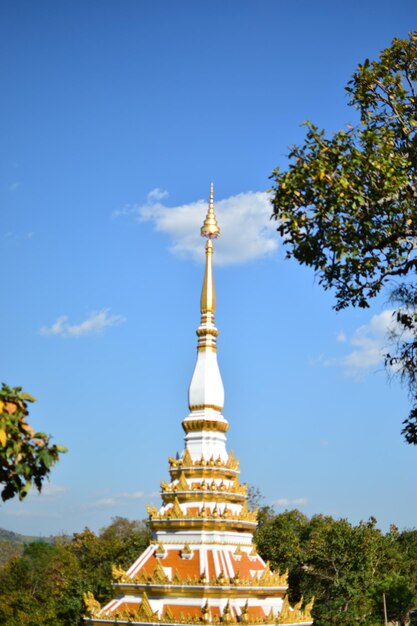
(183, 429), (228, 461)
(188, 350), (224, 409)
(153, 530), (254, 545)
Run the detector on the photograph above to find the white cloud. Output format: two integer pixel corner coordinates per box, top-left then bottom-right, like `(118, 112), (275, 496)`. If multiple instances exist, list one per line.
(336, 331), (347, 343)
(273, 497), (309, 507)
(114, 189), (277, 265)
(112, 205), (133, 218)
(91, 491), (145, 508)
(29, 483), (68, 498)
(40, 315), (68, 336)
(312, 309), (409, 379)
(3, 230), (34, 244)
(147, 188), (169, 202)
(93, 497), (117, 507)
(5, 509), (58, 518)
(341, 310), (397, 377)
(39, 309), (126, 338)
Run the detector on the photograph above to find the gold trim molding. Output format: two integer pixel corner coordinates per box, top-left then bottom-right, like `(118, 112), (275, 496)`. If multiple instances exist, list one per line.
(188, 404), (223, 412)
(168, 450), (239, 472)
(182, 419), (229, 433)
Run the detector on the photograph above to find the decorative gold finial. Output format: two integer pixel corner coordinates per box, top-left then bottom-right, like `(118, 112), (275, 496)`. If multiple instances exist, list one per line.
(200, 184), (220, 316)
(83, 591), (101, 617)
(201, 183), (220, 239)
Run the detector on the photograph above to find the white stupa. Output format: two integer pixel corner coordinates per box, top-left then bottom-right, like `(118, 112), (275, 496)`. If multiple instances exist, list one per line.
(83, 184), (314, 626)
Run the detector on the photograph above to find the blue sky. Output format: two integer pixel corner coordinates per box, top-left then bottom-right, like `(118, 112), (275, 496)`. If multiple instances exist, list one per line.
(1, 0), (416, 536)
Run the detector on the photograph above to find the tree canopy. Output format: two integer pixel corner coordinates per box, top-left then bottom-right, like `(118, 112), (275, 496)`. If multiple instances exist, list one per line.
(270, 32), (417, 443)
(0, 384), (67, 501)
(0, 517), (150, 626)
(254, 511), (417, 626)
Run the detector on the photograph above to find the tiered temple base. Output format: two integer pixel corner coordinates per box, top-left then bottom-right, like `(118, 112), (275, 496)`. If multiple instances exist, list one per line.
(83, 450), (313, 626)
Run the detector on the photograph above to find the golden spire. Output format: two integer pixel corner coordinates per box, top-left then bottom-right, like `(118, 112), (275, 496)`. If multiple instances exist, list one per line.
(200, 184), (220, 316)
(187, 183), (224, 415)
(201, 239), (215, 315)
(201, 183), (220, 239)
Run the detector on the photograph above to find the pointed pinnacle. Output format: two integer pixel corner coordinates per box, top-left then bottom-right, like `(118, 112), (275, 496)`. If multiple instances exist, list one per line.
(201, 183), (220, 239)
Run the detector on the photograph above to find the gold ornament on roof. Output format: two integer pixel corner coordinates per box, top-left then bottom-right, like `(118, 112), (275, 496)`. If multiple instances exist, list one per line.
(202, 600), (210, 623)
(151, 559), (170, 584)
(277, 595), (291, 623)
(240, 601), (249, 623)
(233, 569), (241, 584)
(163, 606), (175, 622)
(177, 473), (189, 491)
(199, 569), (208, 584)
(216, 570), (226, 584)
(168, 451), (240, 474)
(155, 542), (167, 558)
(222, 600), (233, 624)
(172, 569), (182, 584)
(249, 545), (258, 559)
(83, 591), (101, 617)
(303, 596), (315, 621)
(276, 593), (314, 624)
(171, 497), (184, 517)
(146, 504), (159, 518)
(136, 592), (159, 621)
(111, 564), (130, 583)
(180, 542), (193, 559)
(182, 448), (193, 467)
(233, 545), (243, 560)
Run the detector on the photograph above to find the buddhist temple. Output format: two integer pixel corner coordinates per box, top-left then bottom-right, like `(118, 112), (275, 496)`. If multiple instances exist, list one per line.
(83, 185), (314, 626)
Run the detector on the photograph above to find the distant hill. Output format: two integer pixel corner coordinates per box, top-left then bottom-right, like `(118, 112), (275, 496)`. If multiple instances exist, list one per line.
(0, 527), (56, 566)
(0, 527), (53, 544)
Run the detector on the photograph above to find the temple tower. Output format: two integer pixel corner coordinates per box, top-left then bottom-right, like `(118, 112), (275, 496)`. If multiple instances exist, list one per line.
(84, 185), (314, 626)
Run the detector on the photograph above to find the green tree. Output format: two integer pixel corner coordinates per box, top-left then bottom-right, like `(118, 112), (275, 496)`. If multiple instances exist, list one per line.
(0, 541), (83, 626)
(372, 573), (415, 626)
(247, 484), (275, 528)
(255, 509), (309, 602)
(270, 33), (417, 443)
(255, 511), (417, 626)
(0, 517), (151, 625)
(301, 516), (392, 626)
(70, 517), (150, 606)
(0, 384), (67, 501)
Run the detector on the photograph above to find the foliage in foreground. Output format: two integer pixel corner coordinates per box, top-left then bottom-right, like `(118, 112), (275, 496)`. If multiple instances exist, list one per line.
(0, 517), (150, 626)
(255, 509), (417, 626)
(0, 512), (415, 626)
(269, 33), (417, 443)
(0, 384), (67, 501)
